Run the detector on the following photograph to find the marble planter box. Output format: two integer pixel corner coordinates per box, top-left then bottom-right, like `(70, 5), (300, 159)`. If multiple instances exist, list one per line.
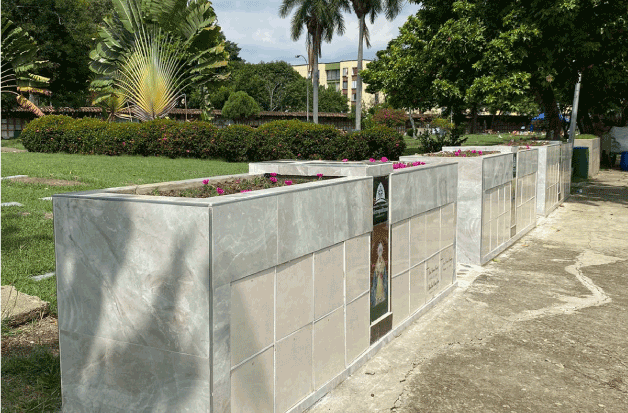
(445, 143), (572, 217)
(573, 137), (600, 177)
(54, 163), (458, 413)
(400, 151), (538, 265)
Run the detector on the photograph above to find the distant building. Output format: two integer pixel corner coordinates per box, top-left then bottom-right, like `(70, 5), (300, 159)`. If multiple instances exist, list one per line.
(293, 60), (381, 111)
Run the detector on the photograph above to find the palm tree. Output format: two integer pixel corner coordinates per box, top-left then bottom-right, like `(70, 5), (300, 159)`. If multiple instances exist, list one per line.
(1, 17), (51, 117)
(350, 0), (403, 130)
(280, 0), (350, 124)
(89, 0), (229, 121)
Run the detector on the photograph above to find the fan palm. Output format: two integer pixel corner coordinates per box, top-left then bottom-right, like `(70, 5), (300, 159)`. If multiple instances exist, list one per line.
(279, 0), (350, 124)
(89, 0), (228, 121)
(349, 0), (403, 130)
(1, 17), (51, 117)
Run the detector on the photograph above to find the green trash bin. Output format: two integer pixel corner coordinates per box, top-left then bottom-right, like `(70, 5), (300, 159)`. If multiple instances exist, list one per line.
(572, 146), (589, 179)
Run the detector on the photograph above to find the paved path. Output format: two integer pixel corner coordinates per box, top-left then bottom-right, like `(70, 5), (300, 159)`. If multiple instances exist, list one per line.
(308, 169), (628, 413)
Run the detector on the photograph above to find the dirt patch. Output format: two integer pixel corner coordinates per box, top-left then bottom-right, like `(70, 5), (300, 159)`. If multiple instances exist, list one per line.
(9, 177), (85, 186)
(2, 315), (59, 358)
(1, 147), (27, 153)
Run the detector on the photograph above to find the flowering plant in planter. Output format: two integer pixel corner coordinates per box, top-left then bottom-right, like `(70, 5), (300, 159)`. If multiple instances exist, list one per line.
(155, 173), (331, 198)
(426, 149), (497, 157)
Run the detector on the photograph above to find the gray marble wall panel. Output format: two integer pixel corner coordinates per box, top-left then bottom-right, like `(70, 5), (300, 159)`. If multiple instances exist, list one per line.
(482, 153), (513, 190)
(574, 138), (600, 177)
(389, 163), (457, 224)
(536, 146), (548, 215)
(332, 178), (373, 244)
(59, 329), (210, 412)
(455, 160), (483, 264)
(278, 178), (372, 264)
(517, 148), (539, 177)
(54, 197), (211, 360)
(212, 196), (278, 286)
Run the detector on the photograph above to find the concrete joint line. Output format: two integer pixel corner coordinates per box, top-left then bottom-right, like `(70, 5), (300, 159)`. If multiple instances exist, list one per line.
(509, 251), (620, 323)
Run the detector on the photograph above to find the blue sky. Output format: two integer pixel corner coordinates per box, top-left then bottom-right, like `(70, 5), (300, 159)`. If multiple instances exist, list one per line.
(212, 1), (420, 65)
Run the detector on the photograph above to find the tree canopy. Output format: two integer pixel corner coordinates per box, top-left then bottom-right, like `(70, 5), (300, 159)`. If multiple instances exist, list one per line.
(204, 61), (349, 113)
(363, 0), (628, 136)
(2, 0), (113, 108)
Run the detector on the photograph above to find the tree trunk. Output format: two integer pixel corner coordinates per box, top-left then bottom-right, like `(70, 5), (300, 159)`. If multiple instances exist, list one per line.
(313, 53), (319, 124)
(471, 106), (478, 134)
(355, 15), (364, 131)
(532, 82), (562, 140)
(407, 108), (416, 138)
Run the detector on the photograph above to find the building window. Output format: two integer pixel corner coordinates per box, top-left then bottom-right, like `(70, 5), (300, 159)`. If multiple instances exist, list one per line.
(351, 93), (357, 102)
(343, 68), (348, 76)
(343, 80), (348, 89)
(352, 80), (357, 89)
(326, 69), (340, 81)
(353, 67), (358, 75)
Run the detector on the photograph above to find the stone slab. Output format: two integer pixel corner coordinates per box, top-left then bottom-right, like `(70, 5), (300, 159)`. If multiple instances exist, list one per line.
(1, 285), (50, 326)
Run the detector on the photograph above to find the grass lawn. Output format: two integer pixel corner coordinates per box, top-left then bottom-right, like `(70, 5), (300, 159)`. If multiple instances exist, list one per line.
(1, 138), (26, 150)
(1, 151), (248, 314)
(1, 151), (247, 412)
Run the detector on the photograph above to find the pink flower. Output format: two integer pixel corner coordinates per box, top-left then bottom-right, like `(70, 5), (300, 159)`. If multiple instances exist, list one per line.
(241, 190), (251, 193)
(526, 145), (530, 149)
(285, 180), (293, 186)
(369, 158), (375, 162)
(202, 179), (210, 185)
(122, 142), (126, 146)
(270, 172), (277, 177)
(186, 149), (190, 153)
(342, 159), (348, 162)
(412, 161), (419, 166)
(479, 151), (483, 155)
(270, 177), (278, 183)
(471, 149), (476, 153)
(317, 173), (323, 178)
(381, 157), (388, 162)
(216, 187), (225, 195)
(162, 138), (167, 141)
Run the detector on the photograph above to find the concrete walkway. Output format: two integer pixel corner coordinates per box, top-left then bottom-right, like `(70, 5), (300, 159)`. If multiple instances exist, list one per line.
(308, 169), (628, 413)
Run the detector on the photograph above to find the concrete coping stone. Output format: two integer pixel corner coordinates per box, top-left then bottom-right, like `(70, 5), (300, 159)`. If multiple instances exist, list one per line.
(249, 159), (393, 177)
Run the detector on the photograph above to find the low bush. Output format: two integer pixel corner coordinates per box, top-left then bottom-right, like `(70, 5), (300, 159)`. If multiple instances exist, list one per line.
(21, 115), (75, 153)
(416, 128), (468, 153)
(21, 116), (411, 162)
(341, 126), (406, 160)
(218, 124), (255, 162)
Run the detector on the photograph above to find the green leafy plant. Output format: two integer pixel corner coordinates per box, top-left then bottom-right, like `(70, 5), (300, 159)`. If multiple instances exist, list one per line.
(0, 17), (51, 117)
(89, 0), (229, 121)
(218, 124), (255, 162)
(340, 125), (406, 160)
(372, 107), (407, 128)
(221, 91), (261, 120)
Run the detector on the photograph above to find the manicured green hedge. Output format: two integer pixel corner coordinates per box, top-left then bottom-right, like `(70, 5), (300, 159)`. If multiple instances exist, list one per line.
(21, 116), (407, 161)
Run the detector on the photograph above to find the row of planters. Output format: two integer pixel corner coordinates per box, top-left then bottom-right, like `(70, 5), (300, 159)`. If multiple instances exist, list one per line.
(20, 116), (406, 162)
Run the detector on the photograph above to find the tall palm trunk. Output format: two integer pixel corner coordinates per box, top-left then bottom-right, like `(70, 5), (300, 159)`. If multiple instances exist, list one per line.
(355, 15), (364, 130)
(313, 51), (319, 123)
